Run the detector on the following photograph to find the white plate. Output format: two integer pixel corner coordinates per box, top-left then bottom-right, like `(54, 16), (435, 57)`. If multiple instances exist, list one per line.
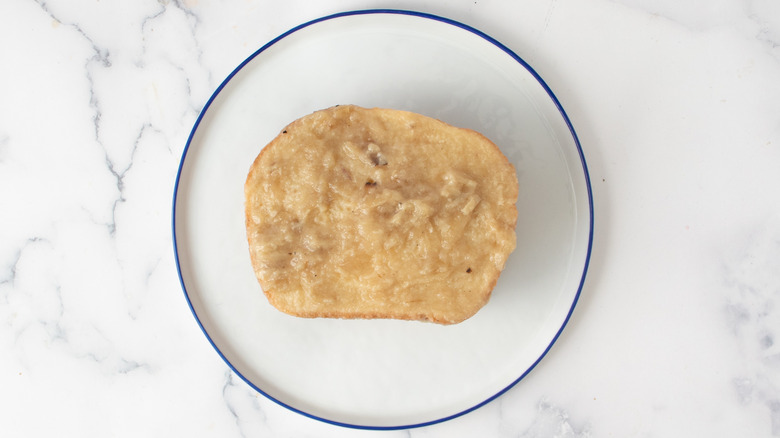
(173, 9), (593, 429)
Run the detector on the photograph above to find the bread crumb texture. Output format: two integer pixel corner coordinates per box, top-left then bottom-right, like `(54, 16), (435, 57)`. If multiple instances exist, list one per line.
(245, 105), (518, 324)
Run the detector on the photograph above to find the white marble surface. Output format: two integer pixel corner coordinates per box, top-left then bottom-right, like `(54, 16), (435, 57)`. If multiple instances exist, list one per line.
(1, 0), (779, 436)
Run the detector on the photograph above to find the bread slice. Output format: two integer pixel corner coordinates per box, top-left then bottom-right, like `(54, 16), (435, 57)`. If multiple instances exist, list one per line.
(245, 105), (518, 324)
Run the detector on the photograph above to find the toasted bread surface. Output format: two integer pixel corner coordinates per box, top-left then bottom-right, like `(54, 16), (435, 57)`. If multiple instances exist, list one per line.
(245, 105), (518, 324)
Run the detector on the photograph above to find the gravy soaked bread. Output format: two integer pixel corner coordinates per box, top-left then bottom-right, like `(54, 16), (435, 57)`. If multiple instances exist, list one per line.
(245, 105), (518, 324)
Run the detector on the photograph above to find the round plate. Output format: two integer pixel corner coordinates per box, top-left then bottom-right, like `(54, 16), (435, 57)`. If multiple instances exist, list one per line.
(173, 9), (593, 430)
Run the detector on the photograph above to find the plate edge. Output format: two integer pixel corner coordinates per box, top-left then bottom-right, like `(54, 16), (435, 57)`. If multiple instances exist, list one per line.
(170, 8), (595, 431)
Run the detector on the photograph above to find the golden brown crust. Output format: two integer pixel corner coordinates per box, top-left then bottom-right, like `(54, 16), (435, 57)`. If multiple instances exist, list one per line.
(245, 105), (518, 324)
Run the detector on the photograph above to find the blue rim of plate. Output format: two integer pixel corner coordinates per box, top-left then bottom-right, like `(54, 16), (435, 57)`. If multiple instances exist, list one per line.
(172, 8), (594, 431)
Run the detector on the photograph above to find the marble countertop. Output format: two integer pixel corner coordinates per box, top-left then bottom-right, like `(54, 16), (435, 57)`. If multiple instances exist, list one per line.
(2, 0), (780, 436)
